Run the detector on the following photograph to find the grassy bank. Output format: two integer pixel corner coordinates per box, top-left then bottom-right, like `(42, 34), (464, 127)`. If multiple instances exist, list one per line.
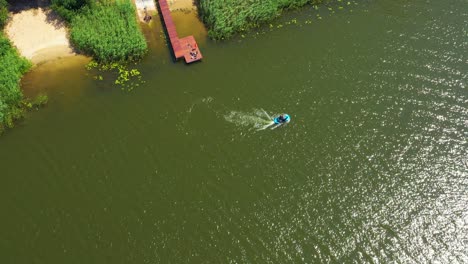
(0, 33), (32, 134)
(0, 1), (51, 134)
(52, 0), (147, 62)
(0, 0), (7, 29)
(1, 0), (32, 134)
(197, 0), (329, 39)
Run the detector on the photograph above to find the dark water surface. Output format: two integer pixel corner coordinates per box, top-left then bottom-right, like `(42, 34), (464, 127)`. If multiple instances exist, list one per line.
(1, 0), (467, 263)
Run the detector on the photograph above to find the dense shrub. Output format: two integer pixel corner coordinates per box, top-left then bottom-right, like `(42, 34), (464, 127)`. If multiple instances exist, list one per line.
(70, 1), (147, 62)
(0, 34), (32, 133)
(198, 0), (326, 39)
(50, 0), (92, 21)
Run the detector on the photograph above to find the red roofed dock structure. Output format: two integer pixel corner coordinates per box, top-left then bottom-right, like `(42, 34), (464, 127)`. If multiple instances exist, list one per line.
(157, 0), (202, 63)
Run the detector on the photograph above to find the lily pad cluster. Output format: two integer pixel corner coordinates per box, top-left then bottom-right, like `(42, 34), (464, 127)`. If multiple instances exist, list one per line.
(86, 61), (144, 92)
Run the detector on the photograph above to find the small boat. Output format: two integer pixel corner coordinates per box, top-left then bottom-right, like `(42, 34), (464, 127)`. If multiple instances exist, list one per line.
(273, 114), (291, 124)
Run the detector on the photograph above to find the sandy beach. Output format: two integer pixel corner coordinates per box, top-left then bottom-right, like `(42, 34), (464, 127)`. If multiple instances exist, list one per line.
(5, 8), (75, 64)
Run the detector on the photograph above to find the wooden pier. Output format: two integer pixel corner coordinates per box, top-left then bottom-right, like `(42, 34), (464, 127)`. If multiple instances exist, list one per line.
(157, 0), (202, 63)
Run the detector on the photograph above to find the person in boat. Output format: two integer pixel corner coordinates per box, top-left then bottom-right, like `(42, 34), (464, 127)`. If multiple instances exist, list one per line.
(276, 114), (290, 124)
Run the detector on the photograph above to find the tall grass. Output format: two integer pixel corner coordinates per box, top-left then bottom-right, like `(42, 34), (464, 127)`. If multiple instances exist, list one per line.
(197, 0), (326, 39)
(51, 0), (92, 22)
(71, 1), (147, 62)
(0, 0), (8, 29)
(0, 33), (32, 134)
(52, 0), (147, 62)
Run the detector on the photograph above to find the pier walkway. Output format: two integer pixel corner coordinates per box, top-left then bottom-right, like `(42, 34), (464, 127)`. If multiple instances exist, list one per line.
(157, 0), (202, 63)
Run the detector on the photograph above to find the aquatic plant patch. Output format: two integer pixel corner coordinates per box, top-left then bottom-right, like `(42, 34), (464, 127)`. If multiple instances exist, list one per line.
(86, 61), (144, 92)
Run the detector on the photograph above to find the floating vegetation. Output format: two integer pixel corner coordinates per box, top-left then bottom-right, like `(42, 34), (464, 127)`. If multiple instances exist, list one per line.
(85, 61), (98, 70)
(30, 94), (49, 107)
(86, 61), (144, 92)
(23, 94), (49, 110)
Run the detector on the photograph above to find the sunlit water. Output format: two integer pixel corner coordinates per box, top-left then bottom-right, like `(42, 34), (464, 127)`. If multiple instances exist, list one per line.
(1, 0), (467, 263)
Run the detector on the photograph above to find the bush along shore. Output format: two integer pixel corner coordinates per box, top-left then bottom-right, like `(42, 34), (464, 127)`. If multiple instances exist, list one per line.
(0, 0), (35, 135)
(52, 0), (147, 62)
(197, 0), (333, 39)
(0, 33), (50, 134)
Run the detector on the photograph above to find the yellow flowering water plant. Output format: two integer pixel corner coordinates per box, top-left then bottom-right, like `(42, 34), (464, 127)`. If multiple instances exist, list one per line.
(86, 61), (144, 92)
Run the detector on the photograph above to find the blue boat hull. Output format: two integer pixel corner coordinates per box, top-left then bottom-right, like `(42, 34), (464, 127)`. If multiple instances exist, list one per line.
(273, 114), (291, 124)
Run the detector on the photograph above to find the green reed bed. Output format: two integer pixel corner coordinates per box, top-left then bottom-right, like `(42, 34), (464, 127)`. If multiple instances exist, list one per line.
(51, 0), (147, 62)
(197, 0), (330, 39)
(51, 0), (91, 22)
(0, 34), (32, 134)
(70, 1), (147, 62)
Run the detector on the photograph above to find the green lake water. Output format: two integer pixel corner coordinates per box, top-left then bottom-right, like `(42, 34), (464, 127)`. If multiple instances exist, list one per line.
(1, 0), (467, 263)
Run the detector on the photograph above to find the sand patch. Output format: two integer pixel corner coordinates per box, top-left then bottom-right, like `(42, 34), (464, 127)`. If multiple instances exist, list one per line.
(134, 0), (196, 22)
(5, 8), (75, 64)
